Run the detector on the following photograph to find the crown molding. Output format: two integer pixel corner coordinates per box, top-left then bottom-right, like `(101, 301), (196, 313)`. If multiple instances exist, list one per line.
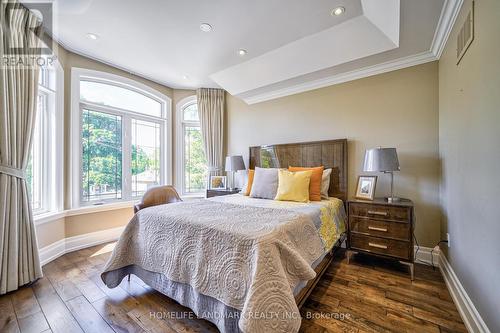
(430, 0), (464, 58)
(243, 51), (437, 104)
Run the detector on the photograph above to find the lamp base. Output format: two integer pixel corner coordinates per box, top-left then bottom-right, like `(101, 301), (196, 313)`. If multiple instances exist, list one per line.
(386, 197), (401, 203)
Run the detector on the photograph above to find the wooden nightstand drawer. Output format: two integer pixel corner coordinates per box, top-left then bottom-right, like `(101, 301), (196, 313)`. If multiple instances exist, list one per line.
(350, 234), (410, 260)
(349, 217), (410, 241)
(206, 189), (240, 198)
(349, 203), (410, 222)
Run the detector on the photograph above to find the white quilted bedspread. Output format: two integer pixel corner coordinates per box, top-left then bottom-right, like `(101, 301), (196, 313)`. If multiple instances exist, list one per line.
(101, 199), (325, 332)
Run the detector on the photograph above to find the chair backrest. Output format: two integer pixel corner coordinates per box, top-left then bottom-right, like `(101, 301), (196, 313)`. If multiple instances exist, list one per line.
(134, 185), (182, 213)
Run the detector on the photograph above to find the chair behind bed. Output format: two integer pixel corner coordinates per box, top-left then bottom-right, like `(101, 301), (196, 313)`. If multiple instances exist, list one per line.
(134, 185), (182, 213)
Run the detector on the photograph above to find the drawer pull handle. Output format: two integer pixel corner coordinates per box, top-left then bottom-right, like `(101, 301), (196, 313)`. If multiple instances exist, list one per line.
(367, 210), (388, 216)
(368, 242), (388, 249)
(368, 226), (387, 232)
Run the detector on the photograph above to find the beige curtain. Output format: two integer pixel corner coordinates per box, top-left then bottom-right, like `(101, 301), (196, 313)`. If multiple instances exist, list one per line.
(0, 1), (43, 294)
(197, 88), (225, 181)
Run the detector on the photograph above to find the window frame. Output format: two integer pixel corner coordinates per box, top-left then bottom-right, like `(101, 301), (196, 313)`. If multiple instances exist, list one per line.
(30, 62), (64, 217)
(71, 68), (172, 208)
(30, 89), (48, 213)
(175, 95), (206, 196)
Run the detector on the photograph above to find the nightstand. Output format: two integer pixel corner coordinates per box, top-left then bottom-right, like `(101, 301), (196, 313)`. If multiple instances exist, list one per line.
(206, 188), (240, 198)
(347, 198), (415, 280)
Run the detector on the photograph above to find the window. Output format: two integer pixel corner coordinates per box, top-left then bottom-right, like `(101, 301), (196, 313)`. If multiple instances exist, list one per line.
(81, 109), (123, 202)
(72, 69), (171, 206)
(176, 96), (207, 195)
(27, 94), (45, 211)
(131, 119), (161, 197)
(26, 64), (64, 215)
(80, 80), (162, 117)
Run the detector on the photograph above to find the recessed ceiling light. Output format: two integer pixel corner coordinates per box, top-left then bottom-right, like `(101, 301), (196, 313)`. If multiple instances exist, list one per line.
(200, 23), (213, 32)
(86, 33), (99, 40)
(238, 49), (247, 56)
(331, 6), (345, 16)
(182, 75), (189, 80)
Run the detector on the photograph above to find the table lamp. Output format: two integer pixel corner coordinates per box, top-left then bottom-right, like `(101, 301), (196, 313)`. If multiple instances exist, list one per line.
(363, 147), (400, 202)
(225, 155), (246, 190)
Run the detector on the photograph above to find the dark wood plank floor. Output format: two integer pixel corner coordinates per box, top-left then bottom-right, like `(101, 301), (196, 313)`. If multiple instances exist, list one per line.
(0, 243), (467, 333)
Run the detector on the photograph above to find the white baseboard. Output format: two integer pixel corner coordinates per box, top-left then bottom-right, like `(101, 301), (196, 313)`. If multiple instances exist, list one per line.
(414, 245), (440, 267)
(39, 226), (125, 266)
(39, 239), (66, 266)
(439, 253), (491, 333)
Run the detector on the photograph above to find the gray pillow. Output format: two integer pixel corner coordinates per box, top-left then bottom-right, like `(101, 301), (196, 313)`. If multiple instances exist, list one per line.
(249, 167), (279, 199)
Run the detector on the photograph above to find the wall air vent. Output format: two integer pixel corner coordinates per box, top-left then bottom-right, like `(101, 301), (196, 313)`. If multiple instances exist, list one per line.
(457, 1), (474, 65)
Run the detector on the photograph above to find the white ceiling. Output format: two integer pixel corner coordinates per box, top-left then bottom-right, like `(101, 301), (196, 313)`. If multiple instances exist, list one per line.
(212, 0), (401, 95)
(48, 0), (449, 103)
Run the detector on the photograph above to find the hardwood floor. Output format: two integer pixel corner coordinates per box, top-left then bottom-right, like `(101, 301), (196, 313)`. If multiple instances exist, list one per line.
(0, 243), (466, 333)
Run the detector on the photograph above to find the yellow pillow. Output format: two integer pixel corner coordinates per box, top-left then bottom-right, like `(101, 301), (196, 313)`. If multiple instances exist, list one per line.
(274, 170), (313, 203)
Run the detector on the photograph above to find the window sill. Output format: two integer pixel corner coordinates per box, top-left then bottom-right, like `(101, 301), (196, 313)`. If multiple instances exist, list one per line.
(34, 200), (137, 226)
(67, 200), (137, 217)
(34, 211), (66, 225)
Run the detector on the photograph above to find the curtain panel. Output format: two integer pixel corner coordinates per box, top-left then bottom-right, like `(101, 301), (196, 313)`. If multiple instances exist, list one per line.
(0, 1), (43, 294)
(197, 88), (225, 182)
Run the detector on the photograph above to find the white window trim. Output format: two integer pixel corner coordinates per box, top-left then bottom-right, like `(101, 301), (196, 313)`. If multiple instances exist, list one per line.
(70, 68), (172, 208)
(175, 95), (205, 197)
(32, 61), (64, 216)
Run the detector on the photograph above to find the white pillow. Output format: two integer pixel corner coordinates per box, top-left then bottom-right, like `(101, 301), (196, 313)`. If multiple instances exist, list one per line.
(321, 168), (332, 199)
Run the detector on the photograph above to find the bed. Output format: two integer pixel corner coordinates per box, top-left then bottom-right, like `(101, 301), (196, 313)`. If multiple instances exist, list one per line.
(101, 139), (348, 333)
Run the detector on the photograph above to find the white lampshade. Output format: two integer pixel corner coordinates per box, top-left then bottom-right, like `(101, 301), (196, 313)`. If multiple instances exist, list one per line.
(225, 155), (246, 172)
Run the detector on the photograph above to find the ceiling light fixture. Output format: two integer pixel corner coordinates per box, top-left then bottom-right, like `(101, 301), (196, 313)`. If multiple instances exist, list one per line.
(200, 23), (213, 32)
(238, 49), (247, 56)
(331, 6), (345, 16)
(86, 33), (99, 40)
(182, 75), (189, 80)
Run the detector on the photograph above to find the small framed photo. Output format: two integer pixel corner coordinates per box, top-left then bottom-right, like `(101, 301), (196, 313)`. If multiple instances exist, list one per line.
(355, 176), (377, 201)
(209, 176), (227, 190)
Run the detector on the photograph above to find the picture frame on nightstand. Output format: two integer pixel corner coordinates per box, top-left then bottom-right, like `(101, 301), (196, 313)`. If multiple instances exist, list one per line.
(355, 175), (377, 200)
(209, 176), (227, 190)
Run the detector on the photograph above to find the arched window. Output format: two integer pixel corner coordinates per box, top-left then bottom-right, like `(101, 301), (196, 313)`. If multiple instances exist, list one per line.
(176, 96), (207, 195)
(71, 68), (172, 206)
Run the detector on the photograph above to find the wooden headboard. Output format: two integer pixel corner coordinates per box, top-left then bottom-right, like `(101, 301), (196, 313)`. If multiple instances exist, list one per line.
(249, 139), (348, 202)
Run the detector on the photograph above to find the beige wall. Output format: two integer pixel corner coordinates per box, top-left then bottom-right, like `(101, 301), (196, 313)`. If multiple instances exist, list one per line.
(439, 0), (500, 330)
(227, 62), (440, 247)
(65, 208), (134, 238)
